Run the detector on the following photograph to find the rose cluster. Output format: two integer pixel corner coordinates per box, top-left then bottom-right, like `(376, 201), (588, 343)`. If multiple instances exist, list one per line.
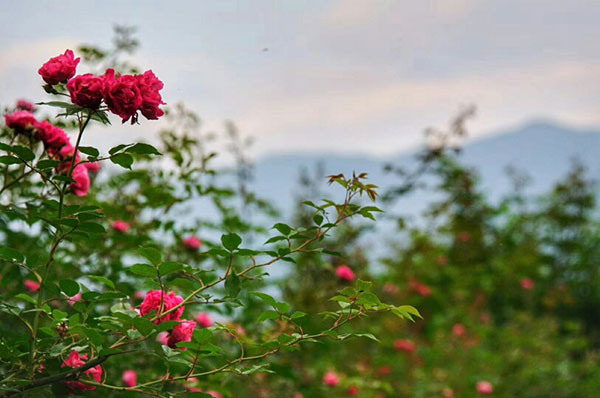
(61, 350), (103, 392)
(3, 106), (99, 197)
(39, 49), (165, 123)
(139, 290), (197, 350)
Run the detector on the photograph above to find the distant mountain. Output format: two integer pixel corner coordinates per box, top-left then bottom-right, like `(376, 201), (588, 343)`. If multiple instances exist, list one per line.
(251, 120), (600, 219)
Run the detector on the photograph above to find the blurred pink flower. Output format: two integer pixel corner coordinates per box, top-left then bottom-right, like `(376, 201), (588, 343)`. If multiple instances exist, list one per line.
(394, 339), (416, 353)
(24, 280), (40, 292)
(477, 381), (494, 395)
(113, 220), (130, 233)
(183, 235), (203, 250)
(196, 312), (213, 328)
(452, 323), (466, 338)
(521, 277), (535, 290)
(122, 370), (137, 387)
(323, 370), (340, 387)
(336, 265), (355, 281)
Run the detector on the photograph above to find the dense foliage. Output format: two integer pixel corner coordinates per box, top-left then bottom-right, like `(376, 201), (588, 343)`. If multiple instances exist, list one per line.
(2, 30), (599, 397)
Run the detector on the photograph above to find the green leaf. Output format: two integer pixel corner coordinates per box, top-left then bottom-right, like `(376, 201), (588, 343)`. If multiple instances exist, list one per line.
(111, 153), (134, 169)
(138, 247), (162, 265)
(290, 311), (307, 319)
(159, 261), (183, 276)
(313, 214), (324, 225)
(52, 309), (68, 320)
(221, 233), (242, 251)
(10, 146), (35, 162)
(0, 247), (24, 263)
(257, 310), (280, 322)
(356, 279), (373, 291)
(126, 143), (161, 156)
(250, 292), (277, 307)
(275, 302), (290, 314)
(225, 272), (241, 298)
(37, 159), (60, 169)
(78, 222), (105, 234)
(193, 329), (212, 343)
(81, 327), (104, 346)
(132, 317), (155, 336)
(129, 264), (157, 277)
(60, 280), (80, 296)
(0, 156), (22, 165)
(87, 275), (115, 289)
(38, 101), (81, 111)
(108, 144), (130, 155)
(15, 293), (37, 305)
(78, 146), (100, 157)
(272, 223), (292, 235)
(396, 305), (423, 319)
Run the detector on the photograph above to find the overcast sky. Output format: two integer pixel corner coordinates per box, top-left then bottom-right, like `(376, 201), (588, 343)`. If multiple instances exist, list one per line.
(1, 0), (599, 158)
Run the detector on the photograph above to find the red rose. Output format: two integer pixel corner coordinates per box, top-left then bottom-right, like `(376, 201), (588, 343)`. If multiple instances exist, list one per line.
(67, 74), (105, 108)
(139, 290), (185, 324)
(16, 100), (35, 112)
(35, 121), (70, 157)
(103, 69), (142, 122)
(38, 49), (80, 85)
(4, 111), (37, 133)
(136, 70), (165, 120)
(70, 164), (90, 197)
(61, 350), (103, 392)
(167, 320), (197, 350)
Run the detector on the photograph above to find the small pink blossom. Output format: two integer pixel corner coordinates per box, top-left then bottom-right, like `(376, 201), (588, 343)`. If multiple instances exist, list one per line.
(520, 278), (534, 290)
(196, 312), (213, 328)
(184, 377), (202, 393)
(24, 280), (40, 292)
(157, 332), (170, 346)
(348, 385), (359, 396)
(113, 220), (130, 233)
(452, 323), (466, 338)
(70, 164), (90, 197)
(409, 280), (432, 297)
(84, 162), (101, 173)
(383, 282), (399, 295)
(183, 235), (203, 250)
(336, 265), (355, 281)
(16, 99), (35, 112)
(476, 381), (494, 395)
(394, 339), (416, 353)
(323, 370), (340, 387)
(122, 370), (137, 387)
(68, 293), (82, 306)
(61, 350), (103, 392)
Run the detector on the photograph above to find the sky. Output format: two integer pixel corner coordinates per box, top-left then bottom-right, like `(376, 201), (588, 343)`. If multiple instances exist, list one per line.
(1, 0), (599, 159)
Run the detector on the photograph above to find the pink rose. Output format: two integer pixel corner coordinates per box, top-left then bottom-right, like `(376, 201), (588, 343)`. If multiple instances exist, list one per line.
(70, 165), (90, 197)
(136, 70), (165, 120)
(84, 162), (101, 173)
(113, 220), (130, 233)
(4, 111), (37, 133)
(38, 49), (80, 85)
(61, 350), (103, 392)
(168, 320), (197, 350)
(394, 339), (416, 353)
(67, 74), (105, 108)
(68, 293), (82, 307)
(157, 332), (170, 346)
(383, 282), (399, 295)
(520, 278), (534, 290)
(35, 121), (70, 154)
(139, 290), (185, 324)
(409, 280), (432, 297)
(196, 312), (213, 328)
(336, 265), (355, 281)
(24, 280), (40, 292)
(476, 381), (494, 395)
(452, 323), (466, 338)
(122, 370), (137, 387)
(103, 69), (142, 122)
(16, 100), (35, 112)
(323, 370), (340, 387)
(183, 236), (203, 251)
